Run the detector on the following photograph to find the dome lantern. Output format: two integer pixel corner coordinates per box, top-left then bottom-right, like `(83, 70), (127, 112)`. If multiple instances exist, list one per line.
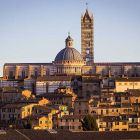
(65, 33), (73, 48)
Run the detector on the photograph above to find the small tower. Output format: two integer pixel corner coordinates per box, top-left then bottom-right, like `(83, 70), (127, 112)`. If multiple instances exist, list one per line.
(65, 33), (73, 48)
(81, 8), (94, 65)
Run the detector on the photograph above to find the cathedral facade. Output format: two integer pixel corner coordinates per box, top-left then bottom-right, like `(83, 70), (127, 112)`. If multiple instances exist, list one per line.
(3, 9), (140, 80)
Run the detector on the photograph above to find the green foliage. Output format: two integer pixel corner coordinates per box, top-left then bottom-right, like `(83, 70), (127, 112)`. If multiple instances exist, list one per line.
(81, 115), (98, 131)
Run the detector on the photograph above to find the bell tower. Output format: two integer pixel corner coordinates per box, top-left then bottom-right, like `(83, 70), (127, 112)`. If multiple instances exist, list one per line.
(81, 8), (94, 65)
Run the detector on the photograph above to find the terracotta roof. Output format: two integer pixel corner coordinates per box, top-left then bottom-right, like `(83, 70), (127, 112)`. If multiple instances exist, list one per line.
(60, 114), (86, 120)
(1, 103), (32, 109)
(33, 105), (51, 111)
(0, 130), (140, 140)
(94, 62), (140, 66)
(4, 63), (52, 66)
(37, 76), (72, 81)
(39, 93), (73, 98)
(115, 77), (140, 81)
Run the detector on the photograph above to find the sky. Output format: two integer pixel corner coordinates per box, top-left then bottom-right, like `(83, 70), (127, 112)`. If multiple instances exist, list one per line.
(0, 0), (140, 76)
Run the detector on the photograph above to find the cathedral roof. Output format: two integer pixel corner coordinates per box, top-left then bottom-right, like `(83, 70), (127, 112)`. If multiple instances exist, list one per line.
(55, 47), (83, 61)
(54, 35), (83, 61)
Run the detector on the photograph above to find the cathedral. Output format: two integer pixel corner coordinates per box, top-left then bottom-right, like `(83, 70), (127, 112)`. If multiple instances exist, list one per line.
(3, 9), (140, 80)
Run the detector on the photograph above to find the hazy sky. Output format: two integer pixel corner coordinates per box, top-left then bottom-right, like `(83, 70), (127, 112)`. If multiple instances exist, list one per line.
(0, 0), (140, 76)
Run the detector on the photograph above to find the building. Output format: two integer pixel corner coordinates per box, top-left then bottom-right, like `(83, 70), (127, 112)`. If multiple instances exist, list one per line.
(57, 115), (85, 131)
(38, 87), (77, 108)
(0, 103), (36, 124)
(0, 87), (21, 103)
(115, 78), (140, 92)
(82, 76), (101, 97)
(74, 98), (89, 115)
(3, 8), (140, 81)
(36, 76), (72, 95)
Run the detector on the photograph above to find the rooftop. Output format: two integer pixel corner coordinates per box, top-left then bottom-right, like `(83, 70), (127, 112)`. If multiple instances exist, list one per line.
(0, 129), (140, 140)
(37, 76), (72, 81)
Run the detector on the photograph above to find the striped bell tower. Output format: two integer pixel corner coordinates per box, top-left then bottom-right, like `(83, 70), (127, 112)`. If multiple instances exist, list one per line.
(81, 8), (94, 65)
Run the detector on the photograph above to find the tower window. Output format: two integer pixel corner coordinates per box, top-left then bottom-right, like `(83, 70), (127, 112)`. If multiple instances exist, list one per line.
(35, 71), (38, 78)
(86, 58), (90, 62)
(9, 71), (14, 79)
(86, 42), (90, 47)
(22, 70), (25, 78)
(86, 49), (90, 54)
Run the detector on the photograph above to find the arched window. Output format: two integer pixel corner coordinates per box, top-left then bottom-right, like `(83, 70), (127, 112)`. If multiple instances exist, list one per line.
(35, 70), (38, 78)
(22, 70), (25, 78)
(9, 71), (14, 79)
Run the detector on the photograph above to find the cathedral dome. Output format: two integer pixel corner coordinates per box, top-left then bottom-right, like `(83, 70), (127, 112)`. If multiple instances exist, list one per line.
(55, 47), (83, 61)
(55, 35), (83, 61)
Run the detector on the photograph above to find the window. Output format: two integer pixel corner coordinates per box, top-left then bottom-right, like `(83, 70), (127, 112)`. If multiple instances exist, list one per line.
(9, 71), (14, 79)
(8, 108), (11, 112)
(106, 110), (109, 114)
(3, 114), (5, 118)
(99, 125), (102, 128)
(101, 110), (103, 115)
(2, 109), (6, 112)
(78, 126), (81, 129)
(40, 121), (42, 124)
(129, 125), (137, 128)
(122, 122), (127, 125)
(125, 97), (128, 100)
(35, 71), (38, 78)
(134, 107), (138, 112)
(118, 83), (122, 85)
(115, 122), (119, 125)
(114, 129), (119, 131)
(22, 70), (26, 78)
(11, 109), (15, 113)
(27, 108), (30, 112)
(122, 129), (127, 131)
(136, 99), (138, 103)
(18, 114), (20, 118)
(86, 49), (90, 54)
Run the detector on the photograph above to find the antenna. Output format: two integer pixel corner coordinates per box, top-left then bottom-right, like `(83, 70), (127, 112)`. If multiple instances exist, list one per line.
(86, 2), (88, 9)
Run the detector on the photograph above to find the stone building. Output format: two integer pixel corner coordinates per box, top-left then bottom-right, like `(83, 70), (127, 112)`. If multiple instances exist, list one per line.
(2, 9), (140, 80)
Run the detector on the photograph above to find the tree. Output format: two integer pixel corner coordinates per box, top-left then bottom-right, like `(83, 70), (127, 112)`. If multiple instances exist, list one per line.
(81, 115), (98, 131)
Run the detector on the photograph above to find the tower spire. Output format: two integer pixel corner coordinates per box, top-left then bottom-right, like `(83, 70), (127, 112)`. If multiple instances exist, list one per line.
(86, 2), (88, 9)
